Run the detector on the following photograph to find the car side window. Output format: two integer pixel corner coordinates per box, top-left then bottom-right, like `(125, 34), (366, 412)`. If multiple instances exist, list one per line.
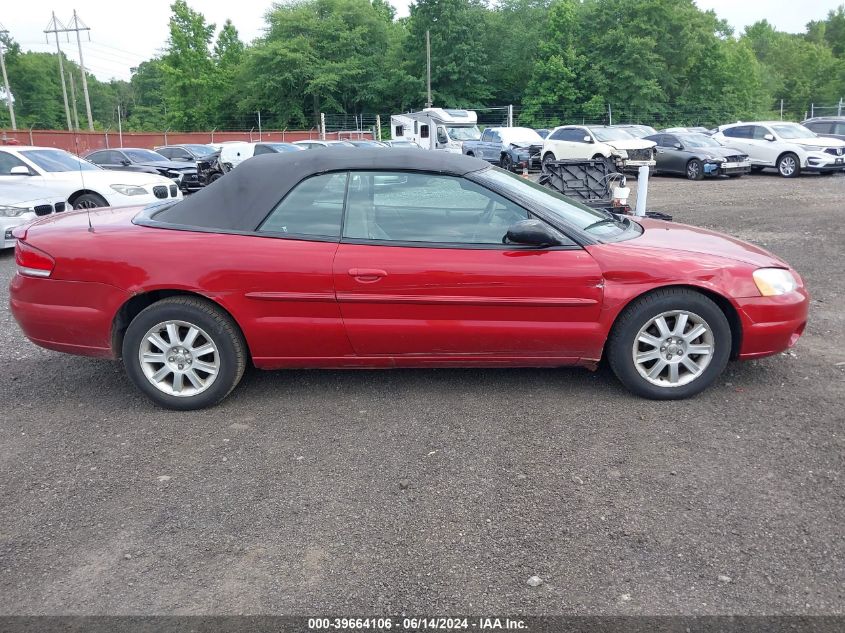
(254, 144), (274, 155)
(834, 123), (845, 135)
(665, 135), (679, 147)
(343, 171), (530, 245)
(806, 122), (832, 134)
(549, 128), (566, 141)
(257, 172), (347, 238)
(723, 126), (749, 139)
(751, 126), (770, 140)
(87, 151), (106, 164)
(0, 151), (30, 175)
(481, 129), (491, 142)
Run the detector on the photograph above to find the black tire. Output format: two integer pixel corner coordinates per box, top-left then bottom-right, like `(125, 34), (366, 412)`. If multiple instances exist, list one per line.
(542, 152), (556, 170)
(607, 288), (731, 400)
(500, 154), (514, 172)
(71, 192), (108, 209)
(686, 159), (704, 180)
(777, 152), (801, 178)
(122, 296), (247, 410)
(208, 172), (224, 183)
(750, 166), (764, 173)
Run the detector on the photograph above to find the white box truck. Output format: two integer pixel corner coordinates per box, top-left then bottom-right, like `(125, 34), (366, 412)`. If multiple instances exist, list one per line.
(390, 108), (481, 153)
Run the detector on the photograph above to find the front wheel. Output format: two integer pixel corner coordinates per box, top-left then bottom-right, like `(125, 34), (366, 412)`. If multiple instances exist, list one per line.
(686, 159), (704, 180)
(500, 154), (514, 172)
(607, 288), (731, 399)
(541, 153), (556, 171)
(777, 153), (801, 178)
(122, 296), (247, 410)
(72, 193), (108, 209)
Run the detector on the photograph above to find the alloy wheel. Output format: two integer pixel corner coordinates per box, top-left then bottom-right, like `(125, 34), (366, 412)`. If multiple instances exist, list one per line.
(687, 161), (701, 179)
(138, 320), (220, 397)
(631, 310), (715, 387)
(779, 155), (797, 176)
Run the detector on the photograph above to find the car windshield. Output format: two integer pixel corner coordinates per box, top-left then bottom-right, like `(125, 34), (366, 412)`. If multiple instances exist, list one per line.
(590, 127), (635, 142)
(475, 167), (637, 239)
(20, 149), (101, 172)
(183, 144), (216, 157)
(125, 149), (168, 162)
(771, 123), (816, 139)
(677, 133), (720, 148)
(446, 126), (481, 141)
(265, 143), (303, 153)
(501, 128), (543, 145)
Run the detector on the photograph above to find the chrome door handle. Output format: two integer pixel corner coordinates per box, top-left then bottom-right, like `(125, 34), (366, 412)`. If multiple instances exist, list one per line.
(348, 268), (387, 282)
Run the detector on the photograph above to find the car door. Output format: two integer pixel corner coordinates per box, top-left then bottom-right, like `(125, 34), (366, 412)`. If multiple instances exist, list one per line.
(662, 134), (687, 174)
(333, 171), (605, 363)
(720, 126), (756, 163)
(749, 125), (780, 165)
(477, 128), (492, 160)
(651, 135), (671, 173)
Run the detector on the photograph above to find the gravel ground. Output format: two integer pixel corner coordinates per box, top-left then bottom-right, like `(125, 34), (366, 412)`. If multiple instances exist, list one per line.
(0, 171), (842, 616)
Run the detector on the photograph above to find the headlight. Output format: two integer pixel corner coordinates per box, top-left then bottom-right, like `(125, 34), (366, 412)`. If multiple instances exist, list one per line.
(753, 268), (798, 296)
(110, 184), (148, 196)
(0, 205), (30, 217)
(703, 155), (725, 162)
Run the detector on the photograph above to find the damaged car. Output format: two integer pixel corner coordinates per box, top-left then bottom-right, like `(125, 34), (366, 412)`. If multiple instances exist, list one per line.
(645, 132), (751, 180)
(462, 127), (545, 171)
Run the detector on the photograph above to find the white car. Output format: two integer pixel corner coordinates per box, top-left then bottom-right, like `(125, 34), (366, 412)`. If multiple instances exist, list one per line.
(712, 121), (845, 177)
(0, 146), (182, 209)
(292, 140), (356, 150)
(0, 182), (68, 249)
(541, 125), (656, 170)
(219, 142), (304, 169)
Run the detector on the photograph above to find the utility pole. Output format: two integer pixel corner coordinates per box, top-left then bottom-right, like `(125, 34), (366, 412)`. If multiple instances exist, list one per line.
(839, 98), (843, 117)
(780, 99), (784, 120)
(67, 10), (93, 130)
(257, 111), (262, 141)
(117, 103), (123, 147)
(425, 30), (432, 109)
(507, 104), (513, 127)
(68, 68), (80, 130)
(45, 12), (73, 132)
(608, 103), (613, 126)
(0, 23), (16, 130)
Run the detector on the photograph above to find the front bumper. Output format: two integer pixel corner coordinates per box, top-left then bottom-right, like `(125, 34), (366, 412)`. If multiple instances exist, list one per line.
(804, 151), (845, 172)
(735, 288), (809, 360)
(704, 160), (752, 176)
(1, 212), (37, 249)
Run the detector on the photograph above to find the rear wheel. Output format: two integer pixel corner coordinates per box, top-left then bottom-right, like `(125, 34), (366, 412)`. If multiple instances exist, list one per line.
(122, 296), (247, 410)
(777, 152), (800, 178)
(71, 193), (108, 209)
(686, 159), (704, 180)
(607, 288), (731, 399)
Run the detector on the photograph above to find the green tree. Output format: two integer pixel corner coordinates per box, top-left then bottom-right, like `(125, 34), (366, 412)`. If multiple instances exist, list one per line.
(406, 0), (492, 107)
(161, 0), (216, 130)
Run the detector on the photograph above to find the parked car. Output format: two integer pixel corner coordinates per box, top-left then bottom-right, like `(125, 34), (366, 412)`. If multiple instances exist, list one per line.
(611, 124), (657, 139)
(154, 144), (218, 162)
(218, 142), (304, 169)
(645, 132), (751, 180)
(541, 125), (656, 170)
(0, 146), (182, 209)
(462, 127), (544, 171)
(801, 117), (845, 142)
(10, 149), (807, 410)
(381, 140), (422, 148)
(293, 140), (356, 149)
(712, 122), (845, 177)
(345, 139), (388, 148)
(661, 126), (713, 135)
(196, 150), (228, 186)
(535, 129), (551, 139)
(85, 148), (201, 193)
(1, 182), (68, 249)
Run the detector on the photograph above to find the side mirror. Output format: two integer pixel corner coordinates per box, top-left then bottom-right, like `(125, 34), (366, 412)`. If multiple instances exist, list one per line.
(120, 159), (131, 166)
(9, 165), (32, 176)
(674, 143), (684, 150)
(583, 135), (592, 143)
(504, 219), (561, 247)
(437, 131), (448, 144)
(764, 133), (775, 142)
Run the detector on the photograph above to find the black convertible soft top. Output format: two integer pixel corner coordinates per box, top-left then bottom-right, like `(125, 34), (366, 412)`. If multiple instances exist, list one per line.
(142, 148), (490, 233)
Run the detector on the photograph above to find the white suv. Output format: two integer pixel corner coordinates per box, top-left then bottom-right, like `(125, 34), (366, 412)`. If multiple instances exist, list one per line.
(712, 121), (845, 177)
(541, 125), (656, 170)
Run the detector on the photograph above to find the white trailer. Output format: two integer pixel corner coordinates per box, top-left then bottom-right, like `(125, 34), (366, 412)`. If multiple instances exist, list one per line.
(390, 108), (481, 153)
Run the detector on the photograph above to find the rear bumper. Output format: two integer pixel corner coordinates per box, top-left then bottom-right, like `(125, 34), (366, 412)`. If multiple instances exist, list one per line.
(9, 273), (129, 359)
(735, 289), (809, 360)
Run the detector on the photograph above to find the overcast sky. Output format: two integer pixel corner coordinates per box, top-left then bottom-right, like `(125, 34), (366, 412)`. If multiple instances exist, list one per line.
(2, 0), (843, 81)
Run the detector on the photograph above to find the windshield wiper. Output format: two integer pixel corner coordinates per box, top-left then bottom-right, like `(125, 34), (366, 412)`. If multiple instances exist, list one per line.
(583, 217), (625, 232)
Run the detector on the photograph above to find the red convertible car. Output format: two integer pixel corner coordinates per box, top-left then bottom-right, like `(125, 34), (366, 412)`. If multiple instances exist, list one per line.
(10, 150), (808, 410)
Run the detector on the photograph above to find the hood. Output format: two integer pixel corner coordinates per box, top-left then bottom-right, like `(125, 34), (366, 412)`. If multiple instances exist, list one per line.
(624, 219), (787, 268)
(606, 139), (656, 150)
(699, 146), (747, 159)
(786, 136), (845, 151)
(41, 169), (175, 187)
(135, 160), (197, 171)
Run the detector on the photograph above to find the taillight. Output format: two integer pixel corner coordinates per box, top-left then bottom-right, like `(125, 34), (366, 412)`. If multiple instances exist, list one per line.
(15, 241), (55, 278)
